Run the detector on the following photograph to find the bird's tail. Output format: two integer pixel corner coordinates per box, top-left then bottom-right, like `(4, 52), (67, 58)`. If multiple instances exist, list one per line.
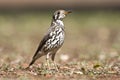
(25, 59), (36, 69)
(28, 54), (39, 67)
(29, 58), (36, 67)
(28, 51), (43, 68)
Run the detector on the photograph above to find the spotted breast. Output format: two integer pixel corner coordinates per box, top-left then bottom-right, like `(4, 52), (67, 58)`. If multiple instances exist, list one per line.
(43, 20), (65, 52)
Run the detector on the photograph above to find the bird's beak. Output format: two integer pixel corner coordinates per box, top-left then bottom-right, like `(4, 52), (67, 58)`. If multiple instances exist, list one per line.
(65, 10), (72, 15)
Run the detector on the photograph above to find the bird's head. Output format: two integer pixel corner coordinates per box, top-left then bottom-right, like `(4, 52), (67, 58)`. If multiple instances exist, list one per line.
(53, 10), (72, 21)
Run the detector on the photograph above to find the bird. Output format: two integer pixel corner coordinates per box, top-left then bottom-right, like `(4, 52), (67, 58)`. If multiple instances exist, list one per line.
(28, 10), (71, 70)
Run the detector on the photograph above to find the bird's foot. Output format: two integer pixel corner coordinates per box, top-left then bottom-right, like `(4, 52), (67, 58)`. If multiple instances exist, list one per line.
(44, 60), (59, 72)
(52, 61), (59, 72)
(45, 59), (51, 70)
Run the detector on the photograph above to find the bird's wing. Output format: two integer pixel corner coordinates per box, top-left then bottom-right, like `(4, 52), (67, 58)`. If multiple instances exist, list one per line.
(32, 33), (51, 58)
(32, 23), (56, 59)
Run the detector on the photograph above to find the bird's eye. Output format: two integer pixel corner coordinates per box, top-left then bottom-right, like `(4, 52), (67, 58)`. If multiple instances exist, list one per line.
(57, 12), (60, 15)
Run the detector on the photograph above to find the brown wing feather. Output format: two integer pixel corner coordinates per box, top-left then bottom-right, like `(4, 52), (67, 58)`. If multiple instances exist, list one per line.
(28, 23), (56, 67)
(33, 33), (51, 59)
(28, 34), (51, 67)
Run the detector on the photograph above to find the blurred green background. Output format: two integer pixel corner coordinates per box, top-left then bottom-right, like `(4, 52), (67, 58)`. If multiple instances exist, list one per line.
(0, 0), (120, 66)
(0, 10), (120, 64)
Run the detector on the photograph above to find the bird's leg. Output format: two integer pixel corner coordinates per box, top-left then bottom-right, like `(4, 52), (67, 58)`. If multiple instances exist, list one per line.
(51, 53), (59, 71)
(46, 53), (51, 70)
(53, 61), (59, 72)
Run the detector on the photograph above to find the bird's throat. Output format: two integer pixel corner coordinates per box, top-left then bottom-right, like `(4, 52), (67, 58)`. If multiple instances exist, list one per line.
(54, 20), (64, 27)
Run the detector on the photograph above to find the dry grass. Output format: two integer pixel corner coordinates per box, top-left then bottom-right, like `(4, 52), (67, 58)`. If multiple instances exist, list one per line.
(0, 10), (120, 80)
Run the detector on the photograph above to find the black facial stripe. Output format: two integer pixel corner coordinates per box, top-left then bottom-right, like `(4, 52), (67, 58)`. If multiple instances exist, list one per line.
(53, 12), (60, 20)
(53, 15), (58, 20)
(56, 13), (60, 20)
(53, 16), (56, 20)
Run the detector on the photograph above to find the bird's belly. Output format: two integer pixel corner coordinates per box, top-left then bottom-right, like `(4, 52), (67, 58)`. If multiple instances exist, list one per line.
(44, 28), (65, 52)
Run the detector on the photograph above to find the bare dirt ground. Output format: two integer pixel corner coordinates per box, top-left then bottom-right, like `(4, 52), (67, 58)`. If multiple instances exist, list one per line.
(0, 10), (120, 80)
